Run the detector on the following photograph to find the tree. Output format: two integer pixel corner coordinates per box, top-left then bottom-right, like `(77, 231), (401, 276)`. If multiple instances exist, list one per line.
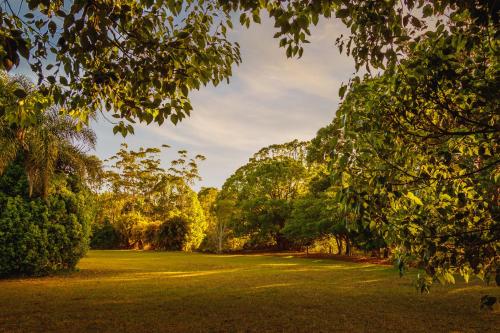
(311, 56), (498, 290)
(213, 197), (239, 253)
(224, 1), (497, 73)
(0, 73), (101, 199)
(96, 143), (208, 250)
(1, 0), (240, 134)
(220, 140), (309, 249)
(4, 1), (495, 135)
(0, 74), (99, 277)
(157, 216), (190, 250)
(0, 165), (94, 277)
(198, 187), (220, 251)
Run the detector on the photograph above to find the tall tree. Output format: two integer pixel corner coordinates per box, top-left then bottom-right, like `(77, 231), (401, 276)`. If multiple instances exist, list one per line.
(98, 143), (208, 249)
(311, 63), (498, 290)
(220, 140), (309, 249)
(198, 187), (220, 251)
(0, 73), (100, 198)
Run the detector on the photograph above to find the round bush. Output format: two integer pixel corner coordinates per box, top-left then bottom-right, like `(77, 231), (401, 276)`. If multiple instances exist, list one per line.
(157, 216), (189, 250)
(0, 190), (92, 277)
(90, 219), (122, 250)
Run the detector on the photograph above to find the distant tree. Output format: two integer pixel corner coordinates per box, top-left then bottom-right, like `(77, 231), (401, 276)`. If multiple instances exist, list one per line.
(90, 219), (122, 250)
(213, 197), (239, 253)
(157, 216), (190, 251)
(95, 143), (208, 250)
(221, 140), (309, 249)
(198, 187), (220, 251)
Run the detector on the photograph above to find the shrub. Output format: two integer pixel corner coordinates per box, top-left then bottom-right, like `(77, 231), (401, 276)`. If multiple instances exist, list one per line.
(142, 222), (161, 249)
(90, 219), (121, 249)
(157, 216), (189, 250)
(0, 191), (92, 277)
(0, 166), (92, 277)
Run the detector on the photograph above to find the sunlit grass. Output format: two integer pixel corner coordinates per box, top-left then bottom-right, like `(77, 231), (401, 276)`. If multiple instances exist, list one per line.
(0, 250), (498, 332)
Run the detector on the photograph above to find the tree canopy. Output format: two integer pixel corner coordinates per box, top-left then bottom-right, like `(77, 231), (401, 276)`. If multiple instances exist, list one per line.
(2, 0), (497, 135)
(0, 73), (101, 199)
(1, 0), (240, 134)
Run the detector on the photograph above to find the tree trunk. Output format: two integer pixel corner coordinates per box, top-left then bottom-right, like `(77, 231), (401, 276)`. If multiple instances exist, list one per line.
(335, 236), (342, 255)
(217, 221), (225, 254)
(344, 235), (351, 256)
(275, 232), (289, 251)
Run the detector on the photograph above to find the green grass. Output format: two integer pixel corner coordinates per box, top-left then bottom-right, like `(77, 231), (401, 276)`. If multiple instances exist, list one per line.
(0, 251), (498, 332)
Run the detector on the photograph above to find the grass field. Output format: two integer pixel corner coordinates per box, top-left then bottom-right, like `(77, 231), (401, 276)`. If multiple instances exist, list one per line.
(0, 251), (498, 332)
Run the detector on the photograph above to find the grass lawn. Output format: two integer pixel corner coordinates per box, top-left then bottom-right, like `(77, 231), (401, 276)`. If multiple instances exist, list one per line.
(0, 251), (498, 332)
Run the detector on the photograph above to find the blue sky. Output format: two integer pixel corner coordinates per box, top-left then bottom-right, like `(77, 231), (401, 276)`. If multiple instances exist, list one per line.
(13, 16), (355, 191)
(94, 18), (355, 190)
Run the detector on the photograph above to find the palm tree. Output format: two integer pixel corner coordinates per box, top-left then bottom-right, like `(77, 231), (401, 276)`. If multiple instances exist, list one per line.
(0, 73), (101, 198)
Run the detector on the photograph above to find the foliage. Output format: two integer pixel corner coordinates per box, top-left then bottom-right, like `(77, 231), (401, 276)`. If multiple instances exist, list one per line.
(283, 192), (333, 249)
(90, 219), (122, 250)
(0, 73), (99, 277)
(93, 143), (208, 251)
(282, 168), (388, 256)
(213, 197), (241, 252)
(0, 73), (101, 199)
(197, 187), (220, 251)
(0, 0), (240, 134)
(156, 216), (190, 250)
(224, 1), (497, 81)
(218, 139), (388, 254)
(219, 140), (308, 249)
(179, 187), (208, 251)
(4, 1), (494, 135)
(310, 32), (499, 289)
(0, 163), (92, 277)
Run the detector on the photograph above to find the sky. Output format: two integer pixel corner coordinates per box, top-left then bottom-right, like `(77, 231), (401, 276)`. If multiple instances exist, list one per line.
(93, 17), (355, 190)
(13, 15), (355, 191)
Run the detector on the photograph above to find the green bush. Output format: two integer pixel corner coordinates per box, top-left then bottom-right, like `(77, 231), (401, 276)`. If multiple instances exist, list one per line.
(157, 216), (189, 250)
(0, 168), (92, 277)
(90, 219), (122, 249)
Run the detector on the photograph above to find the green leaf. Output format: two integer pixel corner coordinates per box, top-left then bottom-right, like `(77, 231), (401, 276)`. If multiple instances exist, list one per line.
(339, 84), (347, 98)
(406, 192), (423, 206)
(240, 13), (246, 25)
(336, 9), (349, 19)
(181, 85), (189, 97)
(48, 21), (57, 35)
(422, 4), (433, 18)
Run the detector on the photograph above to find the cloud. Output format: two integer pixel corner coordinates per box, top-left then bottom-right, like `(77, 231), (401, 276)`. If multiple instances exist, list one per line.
(91, 16), (355, 189)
